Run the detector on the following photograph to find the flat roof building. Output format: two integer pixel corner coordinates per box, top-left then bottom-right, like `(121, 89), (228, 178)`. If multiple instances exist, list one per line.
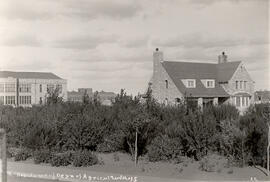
(0, 71), (67, 107)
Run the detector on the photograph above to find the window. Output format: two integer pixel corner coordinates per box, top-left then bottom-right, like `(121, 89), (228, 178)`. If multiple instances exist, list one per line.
(39, 97), (42, 104)
(242, 96), (245, 107)
(187, 80), (196, 88)
(5, 83), (15, 92)
(236, 97), (240, 107)
(235, 81), (238, 89)
(19, 96), (31, 105)
(40, 84), (42, 92)
(0, 84), (4, 92)
(0, 96), (4, 105)
(5, 96), (15, 105)
(245, 97), (249, 106)
(244, 81), (247, 89)
(240, 81), (243, 89)
(165, 80), (168, 89)
(19, 84), (31, 93)
(206, 80), (215, 88)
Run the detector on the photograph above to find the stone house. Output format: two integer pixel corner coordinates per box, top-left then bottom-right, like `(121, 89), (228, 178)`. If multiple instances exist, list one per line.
(148, 48), (255, 113)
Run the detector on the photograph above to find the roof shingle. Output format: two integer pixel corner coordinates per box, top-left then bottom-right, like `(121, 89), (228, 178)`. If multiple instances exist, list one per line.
(0, 71), (62, 79)
(161, 61), (240, 97)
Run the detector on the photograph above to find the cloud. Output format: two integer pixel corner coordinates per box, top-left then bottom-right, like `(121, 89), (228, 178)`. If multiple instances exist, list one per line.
(59, 0), (142, 20)
(152, 33), (268, 49)
(2, 34), (42, 47)
(0, 0), (54, 21)
(189, 0), (267, 5)
(0, 0), (142, 21)
(1, 58), (52, 71)
(52, 34), (118, 50)
(120, 36), (149, 48)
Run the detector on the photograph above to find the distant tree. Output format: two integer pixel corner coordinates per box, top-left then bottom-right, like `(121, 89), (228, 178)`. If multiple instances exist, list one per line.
(46, 87), (63, 105)
(82, 90), (90, 104)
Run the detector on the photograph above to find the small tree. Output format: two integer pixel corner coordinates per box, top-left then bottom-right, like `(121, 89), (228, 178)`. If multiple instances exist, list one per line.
(46, 87), (63, 105)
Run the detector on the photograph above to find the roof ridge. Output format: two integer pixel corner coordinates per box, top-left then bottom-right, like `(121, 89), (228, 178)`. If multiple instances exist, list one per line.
(163, 61), (216, 64)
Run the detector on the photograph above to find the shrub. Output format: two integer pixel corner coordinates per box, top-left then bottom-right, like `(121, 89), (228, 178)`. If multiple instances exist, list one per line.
(14, 148), (32, 161)
(33, 149), (52, 164)
(199, 153), (229, 172)
(72, 150), (98, 167)
(96, 134), (124, 153)
(178, 111), (217, 160)
(50, 152), (73, 167)
(147, 135), (182, 162)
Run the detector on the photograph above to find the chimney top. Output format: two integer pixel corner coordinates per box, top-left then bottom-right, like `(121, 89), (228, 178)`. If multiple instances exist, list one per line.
(218, 51), (228, 64)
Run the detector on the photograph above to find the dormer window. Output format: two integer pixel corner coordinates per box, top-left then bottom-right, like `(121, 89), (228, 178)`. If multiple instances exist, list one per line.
(187, 79), (196, 88)
(181, 79), (196, 88)
(206, 80), (215, 88)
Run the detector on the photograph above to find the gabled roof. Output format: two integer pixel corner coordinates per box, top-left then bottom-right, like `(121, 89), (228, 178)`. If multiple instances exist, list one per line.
(161, 61), (240, 98)
(216, 61), (241, 82)
(0, 71), (62, 79)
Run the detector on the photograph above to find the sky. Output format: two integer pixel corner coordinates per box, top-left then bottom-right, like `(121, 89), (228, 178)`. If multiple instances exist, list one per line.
(0, 0), (269, 95)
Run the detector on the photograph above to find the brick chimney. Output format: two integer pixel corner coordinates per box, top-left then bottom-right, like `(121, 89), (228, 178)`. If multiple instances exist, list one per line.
(153, 48), (163, 75)
(218, 52), (228, 63)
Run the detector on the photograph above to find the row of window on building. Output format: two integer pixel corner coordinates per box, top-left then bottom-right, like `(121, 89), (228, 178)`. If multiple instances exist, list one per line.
(165, 79), (215, 89)
(235, 96), (249, 107)
(0, 84), (62, 93)
(0, 96), (32, 105)
(235, 81), (247, 90)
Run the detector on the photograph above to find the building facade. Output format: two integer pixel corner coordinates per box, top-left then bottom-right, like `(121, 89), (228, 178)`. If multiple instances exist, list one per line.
(254, 90), (270, 104)
(149, 49), (255, 113)
(0, 71), (67, 107)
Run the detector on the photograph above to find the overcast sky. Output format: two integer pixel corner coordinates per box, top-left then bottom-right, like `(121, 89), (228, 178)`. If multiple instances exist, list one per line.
(0, 0), (269, 95)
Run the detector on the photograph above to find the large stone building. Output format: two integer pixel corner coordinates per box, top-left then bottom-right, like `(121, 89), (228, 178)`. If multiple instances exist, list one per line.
(0, 71), (67, 107)
(149, 48), (255, 113)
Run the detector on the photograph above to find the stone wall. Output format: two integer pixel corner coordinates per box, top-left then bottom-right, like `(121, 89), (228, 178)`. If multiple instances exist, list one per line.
(151, 50), (183, 104)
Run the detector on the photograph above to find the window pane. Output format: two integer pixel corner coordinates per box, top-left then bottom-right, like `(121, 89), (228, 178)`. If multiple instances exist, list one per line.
(235, 81), (238, 89)
(0, 84), (4, 92)
(236, 97), (240, 107)
(5, 83), (15, 92)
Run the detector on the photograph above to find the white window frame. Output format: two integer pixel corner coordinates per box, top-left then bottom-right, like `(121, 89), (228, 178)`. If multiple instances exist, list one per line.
(187, 79), (196, 88)
(205, 79), (215, 88)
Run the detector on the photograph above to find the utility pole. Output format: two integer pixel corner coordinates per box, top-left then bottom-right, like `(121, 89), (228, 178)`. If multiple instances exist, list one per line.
(267, 123), (270, 176)
(135, 127), (138, 167)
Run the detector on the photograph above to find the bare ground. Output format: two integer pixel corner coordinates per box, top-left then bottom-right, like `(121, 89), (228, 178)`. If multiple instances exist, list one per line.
(7, 152), (270, 182)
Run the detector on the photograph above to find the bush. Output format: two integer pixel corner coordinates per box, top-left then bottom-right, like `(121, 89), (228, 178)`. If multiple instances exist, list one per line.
(14, 148), (32, 161)
(147, 135), (182, 162)
(72, 150), (98, 167)
(96, 134), (124, 153)
(199, 153), (229, 172)
(178, 111), (217, 160)
(50, 152), (73, 167)
(33, 149), (52, 164)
